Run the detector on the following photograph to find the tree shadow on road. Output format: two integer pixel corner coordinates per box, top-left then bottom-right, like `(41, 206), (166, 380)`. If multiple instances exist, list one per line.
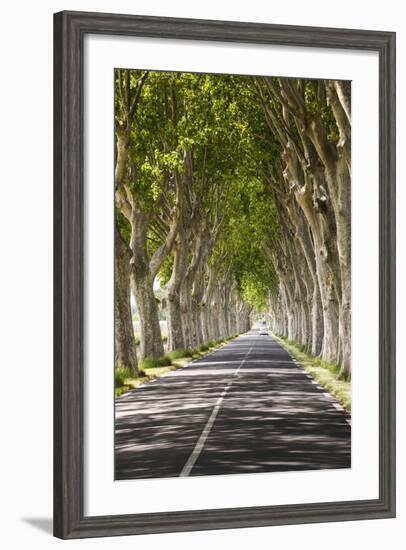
(115, 344), (351, 480)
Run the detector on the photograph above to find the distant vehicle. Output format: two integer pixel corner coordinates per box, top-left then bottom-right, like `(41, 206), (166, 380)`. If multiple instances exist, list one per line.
(258, 322), (269, 335)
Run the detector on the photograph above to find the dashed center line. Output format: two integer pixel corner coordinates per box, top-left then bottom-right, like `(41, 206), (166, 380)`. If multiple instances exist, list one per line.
(179, 344), (253, 477)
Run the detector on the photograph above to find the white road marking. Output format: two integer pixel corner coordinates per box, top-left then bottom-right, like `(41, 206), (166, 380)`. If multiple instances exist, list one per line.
(234, 345), (253, 376)
(322, 393), (351, 424)
(179, 380), (233, 477)
(275, 339), (352, 424)
(177, 337), (351, 476)
(191, 359), (295, 366)
(179, 345), (252, 477)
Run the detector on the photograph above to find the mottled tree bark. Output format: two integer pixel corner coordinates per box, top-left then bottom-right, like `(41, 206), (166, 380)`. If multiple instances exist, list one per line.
(191, 262), (206, 346)
(114, 232), (138, 374)
(129, 211), (164, 360)
(166, 229), (189, 351)
(289, 157), (341, 362)
(201, 266), (217, 342)
(257, 77), (351, 377)
(284, 78), (351, 374)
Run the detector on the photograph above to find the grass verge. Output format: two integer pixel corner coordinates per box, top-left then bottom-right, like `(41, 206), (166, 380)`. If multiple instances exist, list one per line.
(274, 335), (351, 412)
(115, 336), (237, 397)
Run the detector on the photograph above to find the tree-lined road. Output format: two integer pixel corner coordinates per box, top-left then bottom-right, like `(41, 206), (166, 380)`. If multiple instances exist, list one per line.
(115, 333), (351, 479)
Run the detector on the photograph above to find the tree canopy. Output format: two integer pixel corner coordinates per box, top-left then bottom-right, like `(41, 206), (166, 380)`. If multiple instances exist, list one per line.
(114, 69), (351, 380)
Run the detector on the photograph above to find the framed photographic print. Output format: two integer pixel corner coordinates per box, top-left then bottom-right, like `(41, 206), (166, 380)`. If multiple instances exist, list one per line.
(54, 10), (396, 539)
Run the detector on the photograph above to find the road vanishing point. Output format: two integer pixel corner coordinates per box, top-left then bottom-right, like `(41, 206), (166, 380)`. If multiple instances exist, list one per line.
(115, 332), (351, 479)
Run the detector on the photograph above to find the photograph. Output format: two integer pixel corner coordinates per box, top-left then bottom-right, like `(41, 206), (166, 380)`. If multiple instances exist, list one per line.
(113, 69), (352, 480)
(0, 1), (398, 545)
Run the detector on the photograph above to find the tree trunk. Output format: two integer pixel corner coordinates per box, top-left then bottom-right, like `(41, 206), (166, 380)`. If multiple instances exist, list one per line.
(202, 266), (217, 342)
(289, 161), (341, 362)
(114, 232), (138, 374)
(192, 261), (207, 346)
(166, 228), (189, 351)
(130, 272), (163, 360)
(335, 159), (351, 378)
(130, 212), (164, 360)
(180, 283), (193, 350)
(167, 290), (184, 351)
(201, 303), (209, 344)
(311, 281), (323, 355)
(306, 88), (351, 376)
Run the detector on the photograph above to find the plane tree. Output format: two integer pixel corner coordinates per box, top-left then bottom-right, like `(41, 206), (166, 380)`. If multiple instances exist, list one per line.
(254, 76), (351, 378)
(114, 69), (352, 380)
(115, 70), (183, 360)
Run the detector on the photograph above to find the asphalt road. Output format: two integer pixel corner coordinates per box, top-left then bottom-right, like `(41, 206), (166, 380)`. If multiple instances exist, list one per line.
(115, 332), (351, 479)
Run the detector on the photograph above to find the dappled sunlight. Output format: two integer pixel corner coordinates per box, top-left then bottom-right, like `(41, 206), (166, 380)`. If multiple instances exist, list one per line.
(115, 334), (350, 479)
(113, 72), (353, 482)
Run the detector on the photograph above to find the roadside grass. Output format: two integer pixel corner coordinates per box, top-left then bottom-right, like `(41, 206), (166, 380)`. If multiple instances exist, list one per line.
(275, 335), (351, 412)
(134, 333), (168, 346)
(115, 367), (134, 388)
(141, 355), (172, 369)
(115, 335), (238, 397)
(166, 349), (191, 361)
(115, 366), (147, 397)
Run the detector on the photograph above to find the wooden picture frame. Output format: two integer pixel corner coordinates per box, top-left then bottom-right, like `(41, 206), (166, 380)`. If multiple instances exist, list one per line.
(54, 10), (396, 539)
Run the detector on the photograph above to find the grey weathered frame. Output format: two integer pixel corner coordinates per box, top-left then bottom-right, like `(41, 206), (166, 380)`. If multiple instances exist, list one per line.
(54, 10), (396, 539)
